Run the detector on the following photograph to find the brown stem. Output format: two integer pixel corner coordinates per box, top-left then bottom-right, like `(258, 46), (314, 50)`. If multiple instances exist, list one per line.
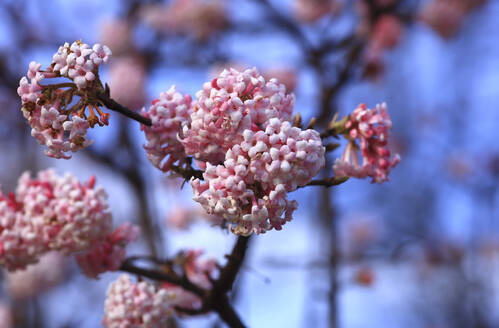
(120, 235), (251, 328)
(120, 261), (206, 296)
(297, 177), (349, 189)
(213, 296), (246, 328)
(214, 236), (251, 293)
(97, 93), (152, 126)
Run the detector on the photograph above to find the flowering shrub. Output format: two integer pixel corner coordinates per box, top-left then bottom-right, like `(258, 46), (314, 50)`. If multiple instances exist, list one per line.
(12, 38), (405, 327)
(0, 169), (136, 276)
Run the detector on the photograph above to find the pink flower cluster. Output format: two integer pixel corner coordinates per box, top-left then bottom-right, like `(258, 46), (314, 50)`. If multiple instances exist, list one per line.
(142, 86), (193, 173)
(109, 56), (147, 110)
(52, 41), (111, 89)
(0, 169), (136, 277)
(102, 274), (174, 328)
(75, 223), (139, 279)
(192, 118), (324, 235)
(141, 0), (228, 40)
(103, 250), (217, 327)
(99, 19), (133, 56)
(143, 68), (324, 235)
(5, 252), (67, 300)
(333, 103), (400, 183)
(18, 41), (112, 159)
(182, 67), (294, 164)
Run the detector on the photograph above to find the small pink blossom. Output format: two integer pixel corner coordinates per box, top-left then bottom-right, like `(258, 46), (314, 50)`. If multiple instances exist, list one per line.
(99, 19), (134, 55)
(102, 274), (174, 328)
(166, 205), (223, 230)
(19, 41), (113, 159)
(333, 103), (400, 183)
(420, 0), (465, 39)
(262, 67), (297, 92)
(109, 56), (147, 110)
(370, 15), (403, 50)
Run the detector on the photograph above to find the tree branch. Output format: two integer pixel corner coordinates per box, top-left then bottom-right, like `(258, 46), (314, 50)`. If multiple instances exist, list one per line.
(120, 235), (251, 328)
(97, 92), (152, 126)
(213, 236), (251, 294)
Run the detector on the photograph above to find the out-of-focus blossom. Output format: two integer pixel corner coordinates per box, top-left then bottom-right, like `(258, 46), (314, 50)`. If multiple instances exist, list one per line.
(102, 274), (174, 328)
(141, 0), (228, 40)
(370, 15), (403, 51)
(0, 169), (112, 271)
(5, 252), (67, 300)
(333, 103), (400, 183)
(419, 0), (487, 39)
(166, 205), (223, 230)
(294, 0), (340, 23)
(0, 303), (12, 328)
(109, 56), (147, 110)
(141, 86), (192, 173)
(342, 214), (381, 258)
(420, 0), (466, 39)
(99, 19), (134, 56)
(353, 267), (375, 286)
(445, 152), (471, 181)
(18, 41), (112, 159)
(161, 250), (217, 311)
(262, 67), (297, 92)
(75, 223), (139, 279)
(423, 240), (464, 266)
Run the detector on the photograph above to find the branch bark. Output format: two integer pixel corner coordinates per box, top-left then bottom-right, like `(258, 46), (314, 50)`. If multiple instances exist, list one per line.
(97, 92), (152, 126)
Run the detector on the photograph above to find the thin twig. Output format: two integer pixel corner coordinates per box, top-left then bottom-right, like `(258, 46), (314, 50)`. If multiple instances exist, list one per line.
(97, 92), (152, 126)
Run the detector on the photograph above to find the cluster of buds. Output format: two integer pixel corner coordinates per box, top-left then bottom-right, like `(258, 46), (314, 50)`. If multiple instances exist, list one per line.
(103, 250), (217, 327)
(187, 69), (324, 235)
(102, 274), (173, 328)
(0, 169), (136, 277)
(333, 103), (400, 183)
(141, 86), (192, 174)
(141, 68), (324, 235)
(17, 41), (112, 159)
(141, 0), (228, 41)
